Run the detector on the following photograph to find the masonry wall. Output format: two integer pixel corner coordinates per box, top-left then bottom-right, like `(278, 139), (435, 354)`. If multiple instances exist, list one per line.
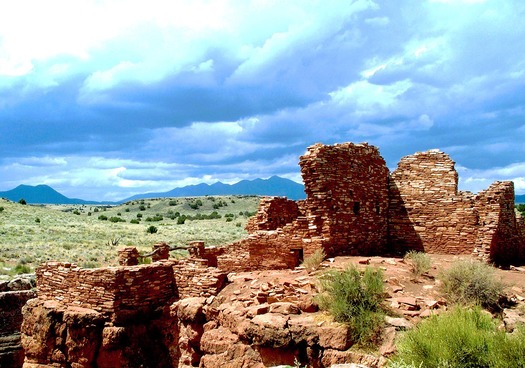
(475, 182), (525, 264)
(245, 196), (301, 232)
(36, 261), (177, 321)
(389, 150), (480, 254)
(299, 143), (390, 257)
(172, 259), (227, 298)
(388, 150), (525, 264)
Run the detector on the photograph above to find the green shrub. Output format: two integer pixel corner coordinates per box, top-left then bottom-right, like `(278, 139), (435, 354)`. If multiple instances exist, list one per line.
(404, 251), (431, 279)
(0, 206), (4, 212)
(14, 263), (31, 274)
(35, 218), (40, 223)
(130, 219), (140, 224)
(391, 307), (525, 368)
(169, 200), (178, 206)
(98, 215), (108, 221)
(177, 216), (186, 225)
(139, 205), (146, 211)
(315, 265), (386, 346)
(18, 198), (27, 205)
(145, 215), (163, 222)
(302, 248), (326, 272)
(439, 259), (504, 309)
(109, 216), (125, 223)
(73, 210), (81, 215)
(146, 225), (158, 234)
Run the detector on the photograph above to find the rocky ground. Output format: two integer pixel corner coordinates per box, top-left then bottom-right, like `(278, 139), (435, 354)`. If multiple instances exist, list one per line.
(12, 254), (525, 368)
(190, 254), (525, 367)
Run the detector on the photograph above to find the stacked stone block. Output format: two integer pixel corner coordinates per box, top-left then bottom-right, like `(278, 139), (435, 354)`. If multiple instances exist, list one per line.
(36, 261), (177, 322)
(389, 150), (479, 254)
(172, 259), (227, 298)
(245, 196), (301, 232)
(299, 142), (390, 256)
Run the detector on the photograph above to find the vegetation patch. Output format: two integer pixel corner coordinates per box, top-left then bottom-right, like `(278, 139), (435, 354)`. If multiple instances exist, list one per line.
(0, 196), (259, 272)
(315, 264), (386, 347)
(391, 307), (525, 368)
(301, 248), (326, 272)
(439, 259), (504, 309)
(404, 251), (431, 279)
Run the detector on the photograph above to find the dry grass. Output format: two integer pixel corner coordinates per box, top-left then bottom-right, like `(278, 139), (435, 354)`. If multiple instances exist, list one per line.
(0, 196), (259, 275)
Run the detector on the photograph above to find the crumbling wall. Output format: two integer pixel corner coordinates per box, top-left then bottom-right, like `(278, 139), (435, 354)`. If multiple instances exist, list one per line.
(172, 259), (227, 298)
(299, 143), (390, 257)
(389, 150), (480, 255)
(245, 196), (301, 232)
(475, 181), (525, 264)
(36, 261), (177, 322)
(216, 233), (304, 272)
(218, 142), (390, 271)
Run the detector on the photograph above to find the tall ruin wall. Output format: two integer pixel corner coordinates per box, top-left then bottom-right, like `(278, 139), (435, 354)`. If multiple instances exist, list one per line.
(299, 143), (390, 257)
(389, 150), (525, 263)
(475, 182), (525, 264)
(236, 143), (525, 266)
(388, 150), (480, 255)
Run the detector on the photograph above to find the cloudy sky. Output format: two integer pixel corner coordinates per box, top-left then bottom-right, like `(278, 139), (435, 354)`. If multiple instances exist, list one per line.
(1, 0), (524, 201)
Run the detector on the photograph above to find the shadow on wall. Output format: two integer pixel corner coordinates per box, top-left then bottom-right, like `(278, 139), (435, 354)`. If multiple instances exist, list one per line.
(387, 180), (424, 255)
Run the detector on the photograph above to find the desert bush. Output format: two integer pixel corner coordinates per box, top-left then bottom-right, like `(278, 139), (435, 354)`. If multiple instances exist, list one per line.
(130, 219), (140, 224)
(177, 215), (186, 225)
(98, 215), (108, 221)
(439, 259), (504, 309)
(391, 306), (525, 368)
(302, 248), (326, 272)
(139, 205), (146, 211)
(404, 251), (431, 279)
(146, 225), (158, 234)
(14, 263), (31, 274)
(145, 215), (163, 222)
(315, 265), (385, 346)
(109, 216), (125, 223)
(0, 206), (4, 212)
(35, 218), (40, 223)
(18, 198), (27, 205)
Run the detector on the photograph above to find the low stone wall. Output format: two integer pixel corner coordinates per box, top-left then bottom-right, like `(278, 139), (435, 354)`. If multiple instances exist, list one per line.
(172, 259), (227, 298)
(245, 196), (301, 232)
(36, 261), (177, 321)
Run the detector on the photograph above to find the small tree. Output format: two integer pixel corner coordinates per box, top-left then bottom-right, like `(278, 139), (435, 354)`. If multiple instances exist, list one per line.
(18, 198), (27, 205)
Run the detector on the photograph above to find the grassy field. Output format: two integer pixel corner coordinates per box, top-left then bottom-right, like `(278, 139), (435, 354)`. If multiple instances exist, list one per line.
(0, 195), (259, 276)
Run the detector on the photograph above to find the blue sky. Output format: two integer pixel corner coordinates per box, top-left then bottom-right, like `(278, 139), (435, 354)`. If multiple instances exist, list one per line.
(1, 0), (524, 201)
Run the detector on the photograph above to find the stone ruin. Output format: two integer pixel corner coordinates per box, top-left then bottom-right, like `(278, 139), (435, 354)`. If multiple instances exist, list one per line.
(197, 142), (525, 270)
(12, 142), (525, 367)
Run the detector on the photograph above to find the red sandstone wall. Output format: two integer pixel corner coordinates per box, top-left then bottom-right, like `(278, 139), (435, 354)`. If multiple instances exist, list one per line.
(36, 262), (177, 321)
(389, 150), (479, 255)
(475, 182), (525, 264)
(172, 259), (227, 298)
(245, 196), (301, 233)
(299, 143), (390, 256)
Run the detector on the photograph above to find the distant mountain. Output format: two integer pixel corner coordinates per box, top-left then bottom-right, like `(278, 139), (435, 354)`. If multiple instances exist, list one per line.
(516, 195), (525, 204)
(0, 185), (100, 205)
(122, 176), (306, 202)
